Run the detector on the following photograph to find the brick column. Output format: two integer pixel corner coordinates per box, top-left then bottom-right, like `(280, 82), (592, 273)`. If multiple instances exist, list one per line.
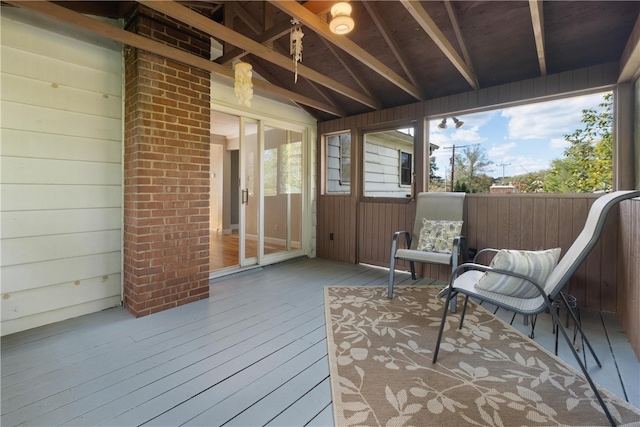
(123, 6), (211, 317)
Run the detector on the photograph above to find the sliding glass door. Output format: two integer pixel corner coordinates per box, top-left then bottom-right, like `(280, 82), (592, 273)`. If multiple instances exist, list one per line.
(237, 118), (306, 268)
(263, 125), (303, 257)
(239, 118), (260, 266)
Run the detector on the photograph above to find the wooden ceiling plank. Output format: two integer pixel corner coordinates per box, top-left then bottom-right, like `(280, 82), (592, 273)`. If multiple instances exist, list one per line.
(399, 0), (478, 89)
(529, 0), (547, 76)
(216, 20), (293, 65)
(362, 1), (423, 96)
(247, 59), (344, 117)
(225, 1), (262, 35)
(270, 0), (423, 101)
(5, 0), (341, 117)
(320, 38), (377, 101)
(443, 1), (477, 80)
(139, 0), (380, 110)
(619, 12), (640, 82)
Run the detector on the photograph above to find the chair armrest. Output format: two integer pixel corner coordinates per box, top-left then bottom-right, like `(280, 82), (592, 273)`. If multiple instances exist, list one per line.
(447, 262), (547, 299)
(452, 236), (468, 263)
(391, 231), (412, 252)
(473, 248), (499, 263)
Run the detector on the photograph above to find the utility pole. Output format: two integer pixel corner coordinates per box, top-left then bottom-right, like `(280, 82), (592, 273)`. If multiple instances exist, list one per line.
(441, 144), (476, 192)
(450, 145), (455, 192)
(496, 162), (511, 184)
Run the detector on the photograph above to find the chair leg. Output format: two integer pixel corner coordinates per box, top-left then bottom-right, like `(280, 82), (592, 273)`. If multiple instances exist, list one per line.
(409, 261), (416, 280)
(437, 288), (458, 313)
(559, 293), (601, 368)
(458, 296), (469, 330)
(432, 286), (454, 363)
(388, 257), (396, 299)
(548, 300), (615, 426)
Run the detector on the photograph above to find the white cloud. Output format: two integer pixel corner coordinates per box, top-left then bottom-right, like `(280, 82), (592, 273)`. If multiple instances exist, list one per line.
(550, 137), (570, 150)
(501, 92), (607, 141)
(488, 142), (517, 159)
(450, 128), (486, 144)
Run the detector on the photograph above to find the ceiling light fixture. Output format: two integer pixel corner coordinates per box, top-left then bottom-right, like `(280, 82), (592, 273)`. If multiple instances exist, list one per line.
(330, 2), (354, 35)
(437, 117), (464, 130)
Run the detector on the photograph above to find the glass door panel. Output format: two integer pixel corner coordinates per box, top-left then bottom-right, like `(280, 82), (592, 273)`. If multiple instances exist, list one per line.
(240, 118), (260, 265)
(263, 125), (303, 256)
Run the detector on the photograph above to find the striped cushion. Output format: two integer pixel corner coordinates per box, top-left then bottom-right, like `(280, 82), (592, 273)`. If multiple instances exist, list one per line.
(416, 219), (463, 254)
(475, 248), (561, 298)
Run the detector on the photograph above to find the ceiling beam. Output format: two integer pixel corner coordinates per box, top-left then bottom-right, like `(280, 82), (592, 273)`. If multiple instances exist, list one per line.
(302, 1), (333, 16)
(224, 4), (343, 118)
(443, 1), (476, 80)
(140, 0), (380, 110)
(216, 16), (293, 65)
(399, 0), (478, 90)
(270, 0), (423, 101)
(529, 0), (547, 76)
(619, 11), (640, 82)
(362, 1), (422, 94)
(5, 0), (341, 117)
(224, 1), (262, 35)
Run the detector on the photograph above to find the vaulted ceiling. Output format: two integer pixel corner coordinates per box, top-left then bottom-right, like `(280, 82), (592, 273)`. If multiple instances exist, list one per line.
(6, 1), (640, 121)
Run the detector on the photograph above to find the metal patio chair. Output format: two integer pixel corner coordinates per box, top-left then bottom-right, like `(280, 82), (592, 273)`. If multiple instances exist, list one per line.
(433, 190), (640, 427)
(388, 192), (467, 304)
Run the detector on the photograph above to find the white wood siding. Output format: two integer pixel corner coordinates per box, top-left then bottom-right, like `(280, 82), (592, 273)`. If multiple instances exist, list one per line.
(326, 136), (350, 193)
(364, 134), (412, 197)
(1, 9), (123, 336)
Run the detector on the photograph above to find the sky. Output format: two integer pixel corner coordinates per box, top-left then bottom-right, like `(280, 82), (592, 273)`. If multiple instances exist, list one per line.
(428, 91), (611, 183)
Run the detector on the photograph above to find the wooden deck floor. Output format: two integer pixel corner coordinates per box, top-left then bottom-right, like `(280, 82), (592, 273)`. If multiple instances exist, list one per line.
(2, 258), (639, 426)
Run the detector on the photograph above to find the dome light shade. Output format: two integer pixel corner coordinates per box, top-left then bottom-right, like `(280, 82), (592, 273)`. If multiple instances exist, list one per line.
(330, 2), (354, 35)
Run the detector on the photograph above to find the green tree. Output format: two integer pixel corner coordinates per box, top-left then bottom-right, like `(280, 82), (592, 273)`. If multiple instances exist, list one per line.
(544, 93), (612, 193)
(512, 171), (547, 193)
(454, 145), (493, 193)
(429, 156), (439, 181)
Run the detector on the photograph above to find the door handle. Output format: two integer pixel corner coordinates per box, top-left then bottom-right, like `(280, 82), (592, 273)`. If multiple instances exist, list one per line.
(242, 188), (249, 205)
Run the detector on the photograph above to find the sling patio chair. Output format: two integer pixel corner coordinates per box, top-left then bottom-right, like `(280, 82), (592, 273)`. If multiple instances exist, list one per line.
(387, 192), (468, 305)
(432, 189), (640, 427)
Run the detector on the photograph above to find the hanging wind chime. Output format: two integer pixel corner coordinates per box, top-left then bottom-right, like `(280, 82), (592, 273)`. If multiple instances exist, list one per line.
(290, 19), (304, 83)
(234, 62), (253, 107)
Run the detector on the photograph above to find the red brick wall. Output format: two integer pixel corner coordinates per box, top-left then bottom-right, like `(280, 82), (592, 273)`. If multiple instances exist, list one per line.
(123, 6), (211, 317)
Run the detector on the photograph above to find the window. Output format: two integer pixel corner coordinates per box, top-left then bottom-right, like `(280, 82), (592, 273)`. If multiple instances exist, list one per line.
(263, 130), (302, 196)
(340, 136), (351, 184)
(279, 140), (302, 194)
(400, 151), (412, 186)
(364, 126), (414, 198)
(264, 148), (278, 196)
(428, 91), (613, 194)
(325, 132), (351, 194)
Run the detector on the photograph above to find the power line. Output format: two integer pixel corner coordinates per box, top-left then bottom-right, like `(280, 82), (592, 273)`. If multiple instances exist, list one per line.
(496, 163), (511, 184)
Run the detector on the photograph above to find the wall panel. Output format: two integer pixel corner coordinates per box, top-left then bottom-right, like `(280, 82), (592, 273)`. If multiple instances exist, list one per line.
(0, 9), (123, 336)
(618, 198), (640, 360)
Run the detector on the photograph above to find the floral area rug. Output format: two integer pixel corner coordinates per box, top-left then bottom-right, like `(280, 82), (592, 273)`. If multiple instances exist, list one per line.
(324, 286), (640, 426)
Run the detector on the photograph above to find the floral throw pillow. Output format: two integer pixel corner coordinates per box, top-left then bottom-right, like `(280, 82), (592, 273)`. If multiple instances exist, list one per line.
(416, 219), (463, 254)
(475, 248), (561, 298)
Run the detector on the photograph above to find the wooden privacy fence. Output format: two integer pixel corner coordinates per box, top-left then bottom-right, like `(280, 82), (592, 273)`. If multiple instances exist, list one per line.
(317, 193), (621, 312)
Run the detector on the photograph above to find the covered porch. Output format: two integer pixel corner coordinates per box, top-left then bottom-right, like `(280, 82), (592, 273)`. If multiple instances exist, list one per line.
(1, 258), (638, 426)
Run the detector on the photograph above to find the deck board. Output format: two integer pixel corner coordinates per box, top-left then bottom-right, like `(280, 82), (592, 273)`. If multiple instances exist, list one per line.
(1, 257), (638, 426)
